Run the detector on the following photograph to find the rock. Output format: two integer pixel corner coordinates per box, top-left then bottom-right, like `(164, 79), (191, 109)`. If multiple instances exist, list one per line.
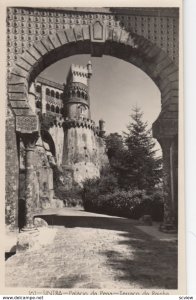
(139, 215), (153, 226)
(34, 217), (48, 228)
(17, 230), (39, 252)
(17, 227), (57, 252)
(50, 198), (64, 209)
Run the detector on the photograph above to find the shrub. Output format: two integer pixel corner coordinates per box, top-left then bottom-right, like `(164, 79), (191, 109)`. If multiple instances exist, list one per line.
(82, 175), (164, 221)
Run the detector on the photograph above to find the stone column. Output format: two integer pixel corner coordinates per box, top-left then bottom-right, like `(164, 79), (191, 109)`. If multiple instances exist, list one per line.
(159, 137), (177, 233)
(41, 85), (46, 114)
(21, 132), (39, 231)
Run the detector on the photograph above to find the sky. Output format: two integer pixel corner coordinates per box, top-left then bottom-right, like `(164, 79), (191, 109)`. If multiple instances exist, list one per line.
(40, 54), (161, 150)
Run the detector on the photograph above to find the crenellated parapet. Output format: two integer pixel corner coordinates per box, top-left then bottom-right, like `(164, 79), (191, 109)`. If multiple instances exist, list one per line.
(64, 82), (89, 106)
(63, 117), (95, 129)
(40, 113), (64, 131)
(63, 117), (105, 137)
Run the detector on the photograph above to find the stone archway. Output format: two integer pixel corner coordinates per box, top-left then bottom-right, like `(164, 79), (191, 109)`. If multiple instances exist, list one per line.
(7, 22), (178, 231)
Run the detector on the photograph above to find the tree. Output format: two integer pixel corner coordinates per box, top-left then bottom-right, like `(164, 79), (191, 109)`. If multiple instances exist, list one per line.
(104, 133), (127, 176)
(121, 106), (162, 191)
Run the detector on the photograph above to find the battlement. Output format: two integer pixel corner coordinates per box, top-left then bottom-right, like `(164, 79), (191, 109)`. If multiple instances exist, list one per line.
(66, 61), (92, 86)
(63, 117), (103, 136)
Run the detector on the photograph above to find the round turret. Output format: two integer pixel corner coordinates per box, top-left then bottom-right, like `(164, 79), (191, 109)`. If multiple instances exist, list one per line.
(63, 62), (92, 120)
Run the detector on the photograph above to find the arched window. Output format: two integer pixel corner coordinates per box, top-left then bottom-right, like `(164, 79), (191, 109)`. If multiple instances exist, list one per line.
(51, 105), (55, 112)
(56, 91), (59, 99)
(85, 94), (88, 100)
(77, 90), (80, 98)
(36, 101), (41, 108)
(51, 90), (55, 97)
(56, 106), (60, 114)
(81, 92), (85, 99)
(72, 90), (76, 97)
(46, 103), (51, 111)
(36, 85), (41, 93)
(46, 88), (50, 96)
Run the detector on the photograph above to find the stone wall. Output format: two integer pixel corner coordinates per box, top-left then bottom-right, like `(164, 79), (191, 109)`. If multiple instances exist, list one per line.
(5, 107), (19, 229)
(18, 136), (55, 227)
(63, 127), (100, 185)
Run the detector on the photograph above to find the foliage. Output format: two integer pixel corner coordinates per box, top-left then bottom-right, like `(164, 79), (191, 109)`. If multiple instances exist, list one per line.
(105, 107), (162, 191)
(82, 174), (164, 221)
(122, 106), (162, 190)
(53, 166), (82, 207)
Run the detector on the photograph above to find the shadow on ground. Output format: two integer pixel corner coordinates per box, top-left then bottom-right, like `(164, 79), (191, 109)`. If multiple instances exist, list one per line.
(101, 232), (177, 289)
(35, 213), (138, 232)
(35, 212), (177, 289)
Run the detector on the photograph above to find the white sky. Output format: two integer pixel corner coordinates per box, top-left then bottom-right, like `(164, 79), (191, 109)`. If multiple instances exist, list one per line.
(40, 54), (161, 154)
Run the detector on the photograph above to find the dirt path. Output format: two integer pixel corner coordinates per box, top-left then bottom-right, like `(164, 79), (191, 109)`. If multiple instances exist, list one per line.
(5, 207), (177, 290)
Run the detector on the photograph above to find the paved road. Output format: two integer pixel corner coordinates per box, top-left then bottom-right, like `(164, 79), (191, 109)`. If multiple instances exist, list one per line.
(5, 207), (177, 290)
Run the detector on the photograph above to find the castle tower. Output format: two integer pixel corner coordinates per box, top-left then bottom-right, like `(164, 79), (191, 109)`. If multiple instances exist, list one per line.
(62, 62), (102, 186)
(63, 61), (92, 120)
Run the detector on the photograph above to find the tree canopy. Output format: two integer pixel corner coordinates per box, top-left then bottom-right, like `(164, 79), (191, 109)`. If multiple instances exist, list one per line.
(105, 107), (162, 191)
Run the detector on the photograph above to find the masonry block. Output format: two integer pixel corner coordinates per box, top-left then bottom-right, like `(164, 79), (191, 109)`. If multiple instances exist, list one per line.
(74, 26), (83, 41)
(162, 89), (179, 103)
(42, 37), (55, 52)
(56, 31), (68, 45)
(8, 83), (27, 94)
(82, 25), (90, 40)
(27, 46), (42, 61)
(10, 101), (30, 108)
(153, 50), (169, 64)
(11, 67), (28, 78)
(49, 34), (61, 48)
(162, 96), (178, 108)
(9, 74), (28, 85)
(106, 28), (113, 41)
(13, 108), (31, 116)
(21, 52), (37, 66)
(145, 44), (160, 59)
(161, 64), (178, 79)
(34, 41), (48, 56)
(112, 28), (121, 43)
(9, 93), (27, 101)
(65, 28), (76, 43)
(167, 72), (178, 82)
(16, 58), (33, 72)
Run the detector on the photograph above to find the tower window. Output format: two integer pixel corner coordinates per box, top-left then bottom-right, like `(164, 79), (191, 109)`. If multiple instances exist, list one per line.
(46, 103), (51, 111)
(77, 90), (80, 98)
(56, 91), (59, 99)
(36, 85), (41, 93)
(56, 106), (60, 114)
(36, 101), (41, 109)
(46, 88), (50, 96)
(51, 90), (55, 97)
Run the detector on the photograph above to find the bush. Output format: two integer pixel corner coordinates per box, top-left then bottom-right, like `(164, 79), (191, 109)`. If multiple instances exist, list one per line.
(82, 176), (164, 221)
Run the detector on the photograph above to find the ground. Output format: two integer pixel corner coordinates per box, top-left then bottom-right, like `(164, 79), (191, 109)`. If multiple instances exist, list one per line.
(5, 207), (177, 290)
